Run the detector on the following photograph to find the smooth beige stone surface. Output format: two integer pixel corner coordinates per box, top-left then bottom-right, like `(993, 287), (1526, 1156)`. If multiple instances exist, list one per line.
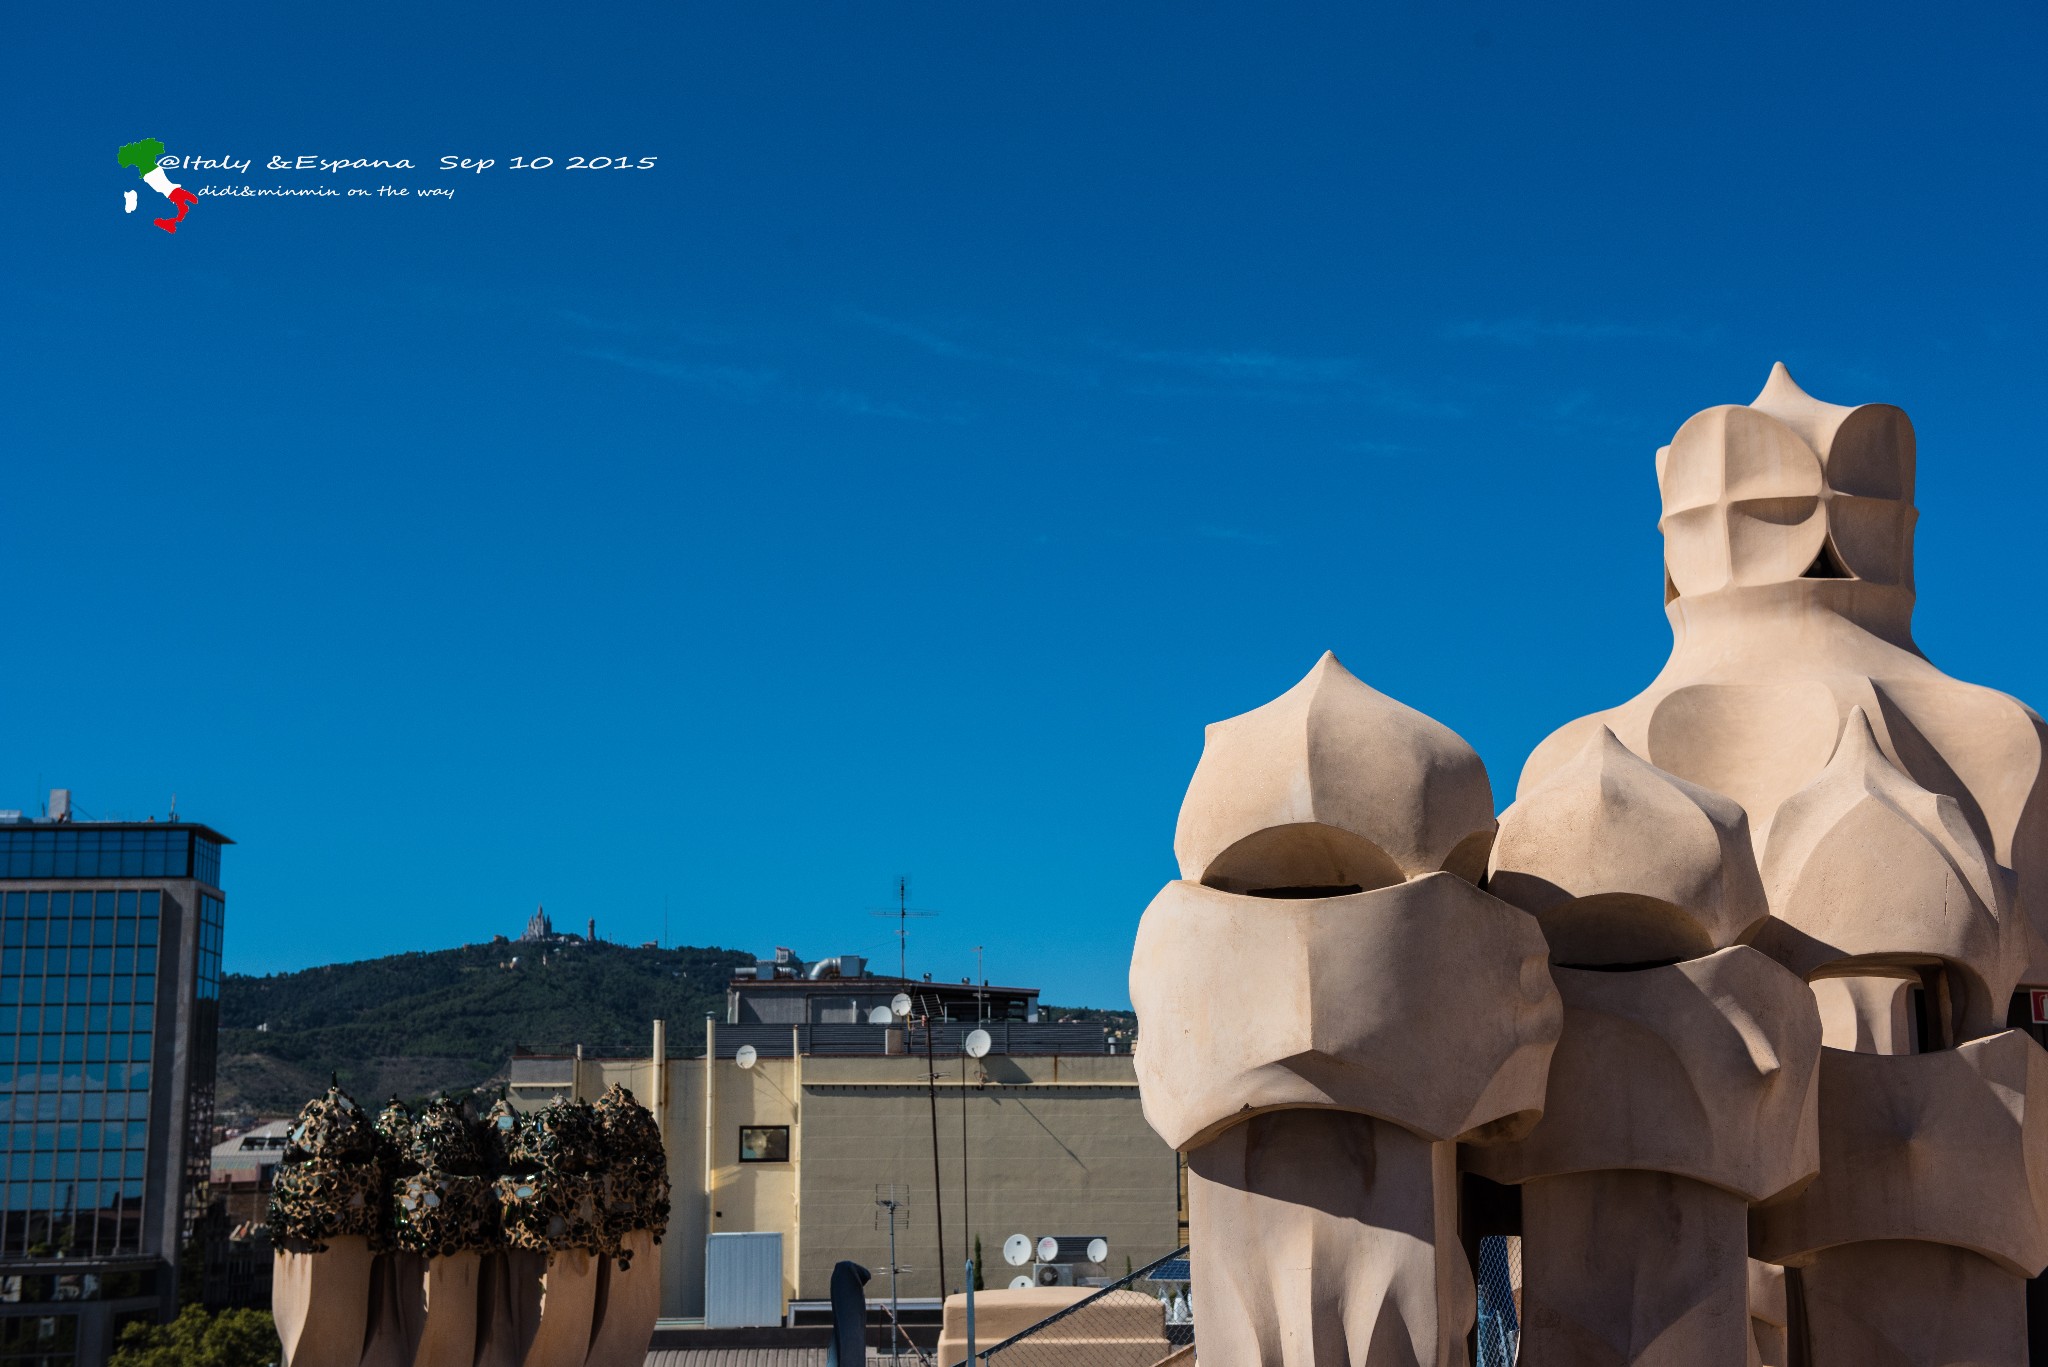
(936, 1286), (1166, 1366)
(1517, 1171), (1751, 1367)
(1798, 1240), (2026, 1367)
(1130, 369), (2048, 1365)
(473, 1253), (524, 1367)
(1750, 1030), (2048, 1276)
(1747, 1260), (1787, 1367)
(1758, 708), (2011, 1018)
(939, 1283), (1091, 1348)
(584, 1233), (661, 1367)
(1188, 1112), (1470, 1367)
(1517, 366), (2048, 984)
(1174, 652), (1496, 893)
(1659, 400), (1840, 600)
(273, 1238), (373, 1367)
(519, 1249), (600, 1367)
(1464, 948), (1819, 1202)
(478, 1250), (600, 1367)
(1490, 727), (1769, 966)
(1745, 1260), (1785, 1328)
(1809, 973), (1915, 1054)
(414, 1252), (482, 1367)
(1132, 874), (1560, 1150)
(1757, 707), (2014, 1034)
(361, 1252), (417, 1367)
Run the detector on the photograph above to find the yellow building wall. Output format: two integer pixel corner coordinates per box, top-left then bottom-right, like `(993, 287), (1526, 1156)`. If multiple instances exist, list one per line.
(517, 1040), (1179, 1318)
(704, 1052), (802, 1303)
(793, 1053), (1179, 1301)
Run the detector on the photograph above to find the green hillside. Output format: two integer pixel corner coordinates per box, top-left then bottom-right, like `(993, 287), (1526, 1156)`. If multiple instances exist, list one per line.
(217, 940), (1143, 1120)
(217, 939), (753, 1117)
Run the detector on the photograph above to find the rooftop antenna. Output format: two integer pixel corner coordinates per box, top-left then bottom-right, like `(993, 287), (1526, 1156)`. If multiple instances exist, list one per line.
(168, 792), (178, 823)
(874, 1184), (913, 1365)
(869, 875), (938, 982)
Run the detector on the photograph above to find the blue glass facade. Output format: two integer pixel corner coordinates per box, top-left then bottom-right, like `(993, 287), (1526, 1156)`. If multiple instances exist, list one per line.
(184, 897), (222, 1233)
(0, 820), (227, 1366)
(0, 831), (219, 885)
(0, 893), (159, 1258)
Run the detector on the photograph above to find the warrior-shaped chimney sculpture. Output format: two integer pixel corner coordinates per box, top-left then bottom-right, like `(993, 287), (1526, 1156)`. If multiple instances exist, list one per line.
(1132, 365), (2048, 1366)
(1131, 653), (1564, 1363)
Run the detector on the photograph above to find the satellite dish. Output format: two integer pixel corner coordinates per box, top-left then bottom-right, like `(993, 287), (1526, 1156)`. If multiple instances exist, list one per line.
(964, 1028), (992, 1058)
(735, 1045), (758, 1070)
(890, 992), (913, 1018)
(868, 1006), (894, 1025)
(1037, 1236), (1059, 1263)
(1009, 1276), (1033, 1291)
(1087, 1238), (1109, 1264)
(1003, 1234), (1033, 1267)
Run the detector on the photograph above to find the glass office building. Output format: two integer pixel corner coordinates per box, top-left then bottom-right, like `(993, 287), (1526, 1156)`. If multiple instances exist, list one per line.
(0, 807), (228, 1366)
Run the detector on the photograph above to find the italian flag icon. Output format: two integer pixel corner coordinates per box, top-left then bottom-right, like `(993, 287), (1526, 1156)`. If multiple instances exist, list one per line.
(117, 138), (197, 233)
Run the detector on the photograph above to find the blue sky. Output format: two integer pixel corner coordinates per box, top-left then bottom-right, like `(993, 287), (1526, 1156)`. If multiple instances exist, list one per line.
(8, 2), (2046, 1008)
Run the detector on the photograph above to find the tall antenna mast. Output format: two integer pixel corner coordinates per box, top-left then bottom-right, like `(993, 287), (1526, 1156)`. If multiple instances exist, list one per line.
(896, 877), (909, 980)
(869, 875), (938, 981)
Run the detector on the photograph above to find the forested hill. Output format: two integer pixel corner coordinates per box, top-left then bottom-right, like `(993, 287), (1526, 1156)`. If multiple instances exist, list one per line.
(217, 940), (753, 1118)
(217, 939), (1143, 1120)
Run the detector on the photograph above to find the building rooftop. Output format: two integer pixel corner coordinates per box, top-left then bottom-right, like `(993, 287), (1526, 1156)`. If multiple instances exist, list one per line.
(0, 821), (232, 882)
(732, 974), (1039, 998)
(211, 1121), (291, 1159)
(0, 788), (231, 845)
(210, 1122), (291, 1187)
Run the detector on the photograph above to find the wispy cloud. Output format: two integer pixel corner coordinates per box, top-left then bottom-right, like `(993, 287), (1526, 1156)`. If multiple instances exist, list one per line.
(556, 309), (641, 336)
(577, 349), (967, 423)
(1441, 318), (1707, 347)
(1117, 347), (1365, 385)
(556, 309), (735, 347)
(814, 387), (967, 422)
(1096, 341), (1464, 417)
(842, 309), (1465, 415)
(844, 309), (984, 361)
(578, 349), (779, 399)
(842, 309), (1100, 384)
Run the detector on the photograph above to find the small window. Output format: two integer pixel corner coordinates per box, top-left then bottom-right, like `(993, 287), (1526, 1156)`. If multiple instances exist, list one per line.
(739, 1126), (790, 1163)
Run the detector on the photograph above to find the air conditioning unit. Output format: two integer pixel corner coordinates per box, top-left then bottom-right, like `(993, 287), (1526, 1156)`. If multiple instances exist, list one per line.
(1033, 1263), (1075, 1287)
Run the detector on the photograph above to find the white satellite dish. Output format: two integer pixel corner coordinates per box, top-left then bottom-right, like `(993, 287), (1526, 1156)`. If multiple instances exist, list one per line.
(1009, 1275), (1033, 1291)
(868, 1006), (894, 1025)
(1003, 1233), (1033, 1267)
(890, 992), (913, 1018)
(735, 1045), (758, 1070)
(1087, 1238), (1109, 1264)
(1037, 1235), (1060, 1263)
(964, 1028), (992, 1058)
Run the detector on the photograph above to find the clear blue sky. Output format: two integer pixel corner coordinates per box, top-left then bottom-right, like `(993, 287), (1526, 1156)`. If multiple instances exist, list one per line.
(8, 2), (2046, 1008)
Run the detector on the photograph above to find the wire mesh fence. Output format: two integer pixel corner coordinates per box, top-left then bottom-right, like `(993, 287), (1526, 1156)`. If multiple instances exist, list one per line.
(1476, 1234), (1522, 1366)
(971, 1247), (1192, 1367)
(964, 1235), (1518, 1366)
